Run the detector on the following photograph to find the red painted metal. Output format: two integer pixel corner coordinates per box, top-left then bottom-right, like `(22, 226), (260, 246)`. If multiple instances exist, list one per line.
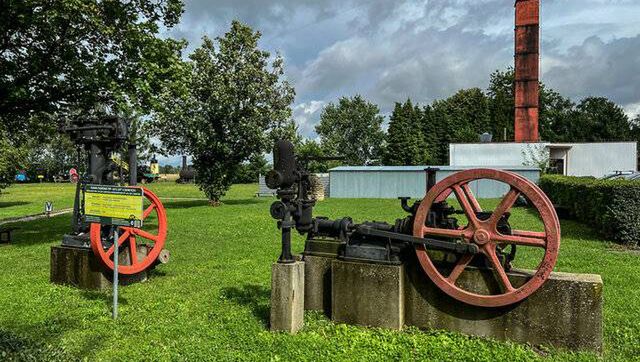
(90, 187), (168, 275)
(413, 169), (560, 308)
(514, 0), (540, 142)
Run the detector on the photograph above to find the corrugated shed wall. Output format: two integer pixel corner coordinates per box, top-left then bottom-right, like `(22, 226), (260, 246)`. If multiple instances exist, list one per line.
(329, 166), (540, 199)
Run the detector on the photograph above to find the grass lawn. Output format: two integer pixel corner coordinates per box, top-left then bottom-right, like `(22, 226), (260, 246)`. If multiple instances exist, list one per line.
(0, 183), (638, 361)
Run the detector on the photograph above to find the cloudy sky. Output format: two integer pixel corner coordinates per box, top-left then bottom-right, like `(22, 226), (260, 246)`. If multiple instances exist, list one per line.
(158, 0), (640, 163)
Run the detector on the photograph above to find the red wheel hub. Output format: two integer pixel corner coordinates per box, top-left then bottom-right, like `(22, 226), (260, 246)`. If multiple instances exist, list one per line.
(90, 187), (167, 275)
(413, 169), (560, 307)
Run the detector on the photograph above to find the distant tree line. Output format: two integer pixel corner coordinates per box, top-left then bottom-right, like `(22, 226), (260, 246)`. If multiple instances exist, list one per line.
(308, 68), (640, 168)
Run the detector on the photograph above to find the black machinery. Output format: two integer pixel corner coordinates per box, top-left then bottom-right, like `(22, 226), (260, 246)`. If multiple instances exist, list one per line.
(267, 139), (560, 308)
(61, 115), (132, 247)
(58, 114), (169, 275)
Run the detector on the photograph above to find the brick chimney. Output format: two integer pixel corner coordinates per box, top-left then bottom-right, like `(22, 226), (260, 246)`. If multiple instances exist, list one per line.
(514, 0), (540, 142)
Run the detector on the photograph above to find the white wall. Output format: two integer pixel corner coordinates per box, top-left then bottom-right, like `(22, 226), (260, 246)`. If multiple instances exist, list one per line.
(450, 142), (638, 178)
(563, 143), (637, 178)
(450, 143), (548, 167)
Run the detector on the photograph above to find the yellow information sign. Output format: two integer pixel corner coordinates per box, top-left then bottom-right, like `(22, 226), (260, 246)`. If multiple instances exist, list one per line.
(84, 185), (144, 227)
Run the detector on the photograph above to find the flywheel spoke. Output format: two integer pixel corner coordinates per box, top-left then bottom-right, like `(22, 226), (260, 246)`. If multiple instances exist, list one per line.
(452, 185), (481, 229)
(106, 231), (130, 257)
(129, 235), (138, 265)
(485, 246), (516, 292)
(133, 228), (159, 242)
(423, 226), (467, 240)
(488, 188), (519, 228)
(447, 254), (474, 283)
(493, 232), (547, 248)
(143, 204), (156, 219)
(461, 183), (482, 212)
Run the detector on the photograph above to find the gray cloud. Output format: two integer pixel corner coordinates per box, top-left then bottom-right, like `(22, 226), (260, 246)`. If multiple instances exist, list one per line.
(163, 0), (640, 139)
(544, 35), (640, 106)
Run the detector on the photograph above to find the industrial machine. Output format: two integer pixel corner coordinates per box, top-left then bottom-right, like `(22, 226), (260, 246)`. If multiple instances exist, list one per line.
(60, 115), (168, 275)
(267, 140), (560, 308)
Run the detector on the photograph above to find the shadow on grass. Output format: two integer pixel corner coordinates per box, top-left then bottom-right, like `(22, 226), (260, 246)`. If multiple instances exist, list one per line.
(0, 201), (29, 208)
(221, 284), (270, 326)
(0, 328), (72, 360)
(9, 215), (69, 247)
(0, 314), (103, 361)
(80, 290), (128, 307)
(221, 198), (264, 206)
(162, 200), (210, 209)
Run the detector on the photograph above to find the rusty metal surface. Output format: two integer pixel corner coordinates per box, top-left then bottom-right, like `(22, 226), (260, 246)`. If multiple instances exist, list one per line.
(514, 0), (540, 142)
(413, 169), (560, 308)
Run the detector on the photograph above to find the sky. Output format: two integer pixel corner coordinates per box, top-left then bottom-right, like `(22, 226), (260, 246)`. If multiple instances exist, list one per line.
(158, 0), (640, 165)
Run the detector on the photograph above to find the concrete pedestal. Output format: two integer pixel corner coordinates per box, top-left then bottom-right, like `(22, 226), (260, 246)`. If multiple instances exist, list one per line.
(404, 260), (603, 352)
(303, 255), (334, 315)
(270, 261), (305, 334)
(329, 258), (603, 352)
(50, 245), (147, 290)
(332, 260), (404, 330)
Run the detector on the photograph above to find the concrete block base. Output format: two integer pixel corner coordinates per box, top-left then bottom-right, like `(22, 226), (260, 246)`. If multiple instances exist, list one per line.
(270, 261), (305, 334)
(303, 255), (334, 315)
(50, 245), (147, 290)
(326, 257), (603, 352)
(332, 260), (404, 330)
(404, 259), (603, 352)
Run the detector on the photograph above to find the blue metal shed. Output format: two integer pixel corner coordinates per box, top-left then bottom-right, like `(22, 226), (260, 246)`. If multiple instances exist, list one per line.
(328, 166), (540, 199)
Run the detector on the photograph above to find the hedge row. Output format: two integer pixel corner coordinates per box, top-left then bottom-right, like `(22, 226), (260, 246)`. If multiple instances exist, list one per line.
(539, 175), (640, 247)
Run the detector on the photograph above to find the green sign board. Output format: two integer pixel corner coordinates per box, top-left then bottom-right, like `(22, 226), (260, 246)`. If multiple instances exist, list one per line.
(83, 185), (144, 227)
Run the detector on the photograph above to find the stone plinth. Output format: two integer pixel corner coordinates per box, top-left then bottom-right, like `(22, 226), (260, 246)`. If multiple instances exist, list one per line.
(326, 257), (603, 352)
(50, 245), (148, 290)
(404, 259), (603, 352)
(270, 261), (305, 334)
(332, 260), (404, 330)
(303, 255), (334, 315)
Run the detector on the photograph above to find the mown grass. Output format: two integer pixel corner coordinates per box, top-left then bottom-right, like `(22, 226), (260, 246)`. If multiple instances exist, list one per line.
(0, 183), (638, 361)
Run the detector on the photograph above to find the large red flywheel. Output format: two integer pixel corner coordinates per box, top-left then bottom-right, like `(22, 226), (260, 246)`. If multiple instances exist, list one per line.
(90, 187), (167, 275)
(413, 169), (560, 307)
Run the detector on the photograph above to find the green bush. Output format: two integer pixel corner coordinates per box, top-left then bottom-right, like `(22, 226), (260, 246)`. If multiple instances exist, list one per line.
(539, 175), (640, 246)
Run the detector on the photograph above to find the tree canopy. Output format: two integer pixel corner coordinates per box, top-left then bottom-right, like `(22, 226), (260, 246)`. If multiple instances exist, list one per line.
(151, 20), (295, 203)
(383, 100), (431, 166)
(0, 0), (186, 143)
(315, 95), (385, 166)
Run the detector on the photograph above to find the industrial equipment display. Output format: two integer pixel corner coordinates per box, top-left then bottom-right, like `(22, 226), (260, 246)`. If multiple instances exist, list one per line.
(59, 115), (169, 276)
(267, 140), (560, 308)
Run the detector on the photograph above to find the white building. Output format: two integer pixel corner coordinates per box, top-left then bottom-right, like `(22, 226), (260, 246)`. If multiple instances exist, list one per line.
(450, 142), (638, 178)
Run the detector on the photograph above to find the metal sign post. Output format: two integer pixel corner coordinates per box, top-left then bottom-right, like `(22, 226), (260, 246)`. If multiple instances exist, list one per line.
(82, 184), (144, 320)
(113, 227), (119, 320)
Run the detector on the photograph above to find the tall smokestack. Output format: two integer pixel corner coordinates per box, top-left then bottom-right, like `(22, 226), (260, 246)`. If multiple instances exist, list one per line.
(514, 0), (540, 142)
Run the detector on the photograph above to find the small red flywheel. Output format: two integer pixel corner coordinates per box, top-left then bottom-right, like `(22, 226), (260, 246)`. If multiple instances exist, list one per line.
(90, 187), (167, 275)
(413, 169), (560, 308)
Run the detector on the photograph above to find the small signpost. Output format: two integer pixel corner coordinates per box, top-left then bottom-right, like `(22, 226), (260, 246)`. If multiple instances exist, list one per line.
(83, 184), (144, 319)
(44, 201), (53, 217)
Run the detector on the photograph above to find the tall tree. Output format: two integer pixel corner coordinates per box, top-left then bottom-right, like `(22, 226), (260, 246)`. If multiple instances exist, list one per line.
(0, 0), (186, 143)
(486, 67), (581, 143)
(384, 100), (430, 165)
(538, 85), (576, 142)
(572, 97), (631, 142)
(315, 96), (385, 165)
(151, 21), (295, 204)
(426, 88), (491, 165)
(424, 101), (452, 164)
(487, 68), (515, 141)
